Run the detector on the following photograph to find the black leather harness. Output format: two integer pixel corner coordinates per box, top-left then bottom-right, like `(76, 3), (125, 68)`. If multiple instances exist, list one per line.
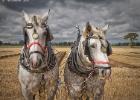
(67, 32), (112, 77)
(84, 35), (112, 61)
(68, 45), (95, 77)
(19, 46), (56, 73)
(19, 23), (56, 73)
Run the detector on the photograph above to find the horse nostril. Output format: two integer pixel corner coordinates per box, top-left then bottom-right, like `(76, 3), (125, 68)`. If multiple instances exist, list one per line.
(37, 59), (42, 66)
(31, 61), (38, 68)
(30, 56), (43, 68)
(101, 70), (105, 76)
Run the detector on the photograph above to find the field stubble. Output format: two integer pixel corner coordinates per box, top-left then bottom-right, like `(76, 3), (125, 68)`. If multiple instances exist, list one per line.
(0, 47), (140, 100)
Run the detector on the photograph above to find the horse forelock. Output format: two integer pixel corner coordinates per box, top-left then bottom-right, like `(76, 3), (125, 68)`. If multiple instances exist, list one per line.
(82, 26), (95, 38)
(84, 24), (107, 39)
(31, 15), (42, 26)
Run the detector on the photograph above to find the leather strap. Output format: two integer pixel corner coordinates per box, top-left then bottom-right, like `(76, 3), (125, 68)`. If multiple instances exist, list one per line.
(27, 42), (47, 53)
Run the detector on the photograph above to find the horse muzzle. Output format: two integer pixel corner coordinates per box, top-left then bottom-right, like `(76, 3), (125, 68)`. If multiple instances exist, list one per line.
(30, 57), (42, 69)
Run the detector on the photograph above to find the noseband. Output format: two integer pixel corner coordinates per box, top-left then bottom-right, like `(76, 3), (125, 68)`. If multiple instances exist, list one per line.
(27, 41), (47, 57)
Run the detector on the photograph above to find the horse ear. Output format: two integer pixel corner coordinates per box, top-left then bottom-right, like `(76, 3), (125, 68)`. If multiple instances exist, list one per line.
(22, 11), (30, 23)
(83, 22), (92, 37)
(42, 9), (50, 23)
(102, 24), (109, 32)
(86, 22), (92, 32)
(42, 14), (48, 23)
(92, 25), (99, 32)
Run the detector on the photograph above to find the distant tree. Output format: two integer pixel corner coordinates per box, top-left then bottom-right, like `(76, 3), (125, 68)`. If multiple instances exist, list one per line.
(0, 40), (3, 45)
(19, 40), (24, 45)
(124, 32), (139, 47)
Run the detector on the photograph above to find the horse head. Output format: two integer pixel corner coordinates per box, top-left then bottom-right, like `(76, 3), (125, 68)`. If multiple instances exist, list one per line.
(79, 22), (112, 77)
(22, 10), (53, 69)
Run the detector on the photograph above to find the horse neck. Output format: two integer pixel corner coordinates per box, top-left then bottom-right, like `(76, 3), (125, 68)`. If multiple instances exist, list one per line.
(77, 36), (91, 66)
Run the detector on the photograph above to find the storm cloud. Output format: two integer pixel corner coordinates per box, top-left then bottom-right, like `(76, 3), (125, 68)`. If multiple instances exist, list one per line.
(0, 0), (140, 43)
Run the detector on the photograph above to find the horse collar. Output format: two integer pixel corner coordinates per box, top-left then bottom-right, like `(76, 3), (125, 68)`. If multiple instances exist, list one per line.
(19, 46), (56, 73)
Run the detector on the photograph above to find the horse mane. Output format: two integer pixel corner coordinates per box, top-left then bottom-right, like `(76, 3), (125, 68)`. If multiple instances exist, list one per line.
(82, 24), (103, 38)
(82, 26), (95, 38)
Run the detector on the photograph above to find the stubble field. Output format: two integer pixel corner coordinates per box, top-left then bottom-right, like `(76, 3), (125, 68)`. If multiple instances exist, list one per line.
(0, 46), (140, 100)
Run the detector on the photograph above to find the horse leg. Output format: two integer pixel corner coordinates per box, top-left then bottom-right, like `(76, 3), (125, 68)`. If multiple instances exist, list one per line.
(69, 96), (81, 100)
(20, 84), (36, 100)
(68, 89), (82, 100)
(39, 86), (46, 100)
(94, 79), (105, 100)
(18, 66), (42, 100)
(45, 76), (58, 100)
(64, 65), (83, 100)
(46, 85), (58, 100)
(94, 86), (104, 100)
(44, 66), (59, 100)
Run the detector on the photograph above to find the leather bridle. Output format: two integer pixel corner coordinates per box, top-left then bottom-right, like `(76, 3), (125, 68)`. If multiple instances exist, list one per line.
(27, 41), (47, 58)
(27, 42), (47, 52)
(84, 35), (110, 66)
(20, 27), (56, 73)
(23, 24), (48, 58)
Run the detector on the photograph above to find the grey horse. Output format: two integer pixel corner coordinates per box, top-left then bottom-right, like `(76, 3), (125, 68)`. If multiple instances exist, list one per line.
(18, 10), (58, 100)
(64, 22), (112, 100)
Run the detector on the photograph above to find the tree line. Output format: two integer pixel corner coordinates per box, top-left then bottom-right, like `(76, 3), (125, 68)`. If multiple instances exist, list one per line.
(0, 40), (73, 46)
(0, 32), (139, 47)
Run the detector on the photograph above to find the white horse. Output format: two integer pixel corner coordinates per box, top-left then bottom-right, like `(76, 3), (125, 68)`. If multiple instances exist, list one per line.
(64, 22), (112, 100)
(18, 10), (59, 100)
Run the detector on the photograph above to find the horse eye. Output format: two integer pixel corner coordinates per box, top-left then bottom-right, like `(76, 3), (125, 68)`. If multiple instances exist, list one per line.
(41, 23), (47, 28)
(25, 23), (33, 29)
(99, 37), (103, 39)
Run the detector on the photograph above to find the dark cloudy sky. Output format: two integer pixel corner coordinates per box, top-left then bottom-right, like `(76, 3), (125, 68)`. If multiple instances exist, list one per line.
(0, 0), (140, 43)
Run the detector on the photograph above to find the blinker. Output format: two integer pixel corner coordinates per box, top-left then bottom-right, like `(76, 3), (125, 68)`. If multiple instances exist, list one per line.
(25, 23), (33, 29)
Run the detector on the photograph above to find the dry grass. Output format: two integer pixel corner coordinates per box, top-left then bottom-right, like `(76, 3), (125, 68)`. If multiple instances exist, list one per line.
(109, 47), (140, 67)
(0, 46), (140, 100)
(0, 56), (21, 100)
(0, 48), (20, 57)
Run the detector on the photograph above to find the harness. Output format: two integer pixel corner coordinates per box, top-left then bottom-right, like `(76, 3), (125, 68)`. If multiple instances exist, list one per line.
(68, 45), (94, 77)
(19, 25), (56, 73)
(19, 46), (56, 73)
(84, 35), (112, 64)
(68, 30), (112, 77)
